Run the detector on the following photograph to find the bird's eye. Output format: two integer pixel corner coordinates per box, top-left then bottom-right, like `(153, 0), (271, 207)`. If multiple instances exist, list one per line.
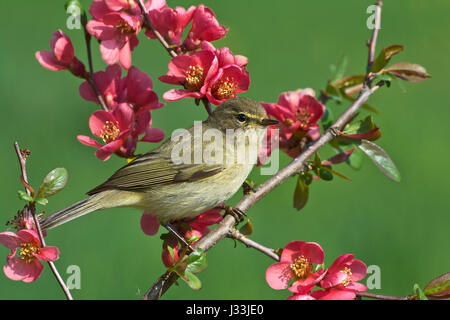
(237, 113), (247, 122)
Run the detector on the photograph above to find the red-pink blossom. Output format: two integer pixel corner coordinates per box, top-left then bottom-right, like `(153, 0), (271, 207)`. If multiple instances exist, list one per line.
(35, 30), (86, 78)
(206, 64), (250, 105)
(182, 5), (228, 51)
(159, 50), (219, 102)
(319, 253), (368, 297)
(87, 3), (142, 69)
(266, 241), (325, 292)
(79, 64), (123, 109)
(146, 6), (196, 46)
(261, 89), (326, 158)
(80, 105), (164, 161)
(201, 41), (248, 68)
(0, 229), (59, 283)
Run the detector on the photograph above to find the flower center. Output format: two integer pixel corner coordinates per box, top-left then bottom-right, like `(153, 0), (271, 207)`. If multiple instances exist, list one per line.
(117, 21), (135, 34)
(100, 121), (120, 143)
(290, 255), (313, 279)
(211, 77), (237, 100)
(340, 266), (353, 287)
(185, 65), (205, 92)
(19, 242), (40, 263)
(295, 108), (314, 131)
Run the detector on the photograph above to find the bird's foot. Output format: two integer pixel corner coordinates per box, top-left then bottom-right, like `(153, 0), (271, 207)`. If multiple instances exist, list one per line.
(223, 205), (246, 225)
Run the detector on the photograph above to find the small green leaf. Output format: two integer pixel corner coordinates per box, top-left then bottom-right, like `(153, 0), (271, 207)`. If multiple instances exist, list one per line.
(186, 249), (207, 274)
(346, 147), (364, 170)
(188, 233), (200, 243)
(325, 84), (342, 103)
(293, 175), (309, 211)
(355, 140), (401, 182)
(35, 198), (48, 206)
(318, 167), (334, 181)
(167, 246), (176, 266)
(37, 168), (68, 199)
(373, 73), (396, 87)
(332, 75), (365, 90)
(18, 190), (34, 203)
(370, 45), (404, 73)
(413, 284), (428, 300)
(320, 166), (351, 181)
(330, 55), (348, 83)
(424, 272), (450, 299)
(385, 62), (431, 82)
(183, 270), (202, 290)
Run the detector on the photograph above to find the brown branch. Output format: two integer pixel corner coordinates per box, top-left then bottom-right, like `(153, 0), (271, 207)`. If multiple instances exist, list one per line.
(367, 0), (383, 71)
(356, 292), (411, 300)
(137, 0), (177, 58)
(14, 142), (73, 300)
(82, 26), (108, 111)
(228, 229), (280, 261)
(143, 0), (385, 299)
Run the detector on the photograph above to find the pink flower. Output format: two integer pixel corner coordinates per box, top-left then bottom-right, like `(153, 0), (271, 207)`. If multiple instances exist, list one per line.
(310, 288), (361, 300)
(266, 241), (325, 292)
(77, 103), (135, 160)
(146, 6), (196, 46)
(87, 7), (141, 69)
(36, 30), (86, 78)
(0, 229), (59, 282)
(201, 41), (248, 68)
(159, 50), (219, 102)
(319, 253), (367, 298)
(206, 64), (250, 105)
(79, 64), (123, 109)
(182, 5), (228, 51)
(261, 89), (325, 158)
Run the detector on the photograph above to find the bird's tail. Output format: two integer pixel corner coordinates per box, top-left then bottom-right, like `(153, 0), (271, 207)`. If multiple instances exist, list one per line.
(40, 192), (110, 230)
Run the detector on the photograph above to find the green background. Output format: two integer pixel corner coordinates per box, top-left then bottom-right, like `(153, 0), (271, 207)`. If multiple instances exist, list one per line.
(0, 0), (449, 299)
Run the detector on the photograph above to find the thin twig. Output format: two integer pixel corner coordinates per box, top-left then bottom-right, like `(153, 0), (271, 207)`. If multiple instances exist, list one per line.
(356, 292), (410, 300)
(82, 26), (108, 111)
(137, 0), (177, 58)
(14, 142), (73, 300)
(367, 0), (383, 71)
(228, 229), (280, 261)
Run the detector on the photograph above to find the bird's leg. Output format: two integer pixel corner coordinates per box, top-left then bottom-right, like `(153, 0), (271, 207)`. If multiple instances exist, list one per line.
(163, 223), (195, 253)
(220, 205), (246, 225)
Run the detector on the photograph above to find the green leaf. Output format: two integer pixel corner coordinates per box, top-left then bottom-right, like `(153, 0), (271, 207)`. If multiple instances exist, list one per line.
(330, 55), (348, 83)
(370, 45), (404, 73)
(186, 249), (208, 274)
(293, 175), (309, 211)
(413, 284), (428, 300)
(320, 107), (334, 131)
(35, 198), (48, 206)
(37, 168), (68, 199)
(346, 147), (364, 170)
(424, 272), (450, 299)
(332, 75), (365, 90)
(325, 84), (342, 103)
(385, 62), (431, 82)
(18, 190), (34, 203)
(355, 140), (401, 182)
(183, 270), (202, 290)
(318, 167), (334, 181)
(320, 166), (351, 181)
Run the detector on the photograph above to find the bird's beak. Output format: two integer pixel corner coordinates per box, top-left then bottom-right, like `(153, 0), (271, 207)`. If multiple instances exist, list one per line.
(260, 118), (279, 126)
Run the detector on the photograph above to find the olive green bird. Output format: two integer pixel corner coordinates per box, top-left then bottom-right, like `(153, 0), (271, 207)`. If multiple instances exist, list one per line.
(40, 97), (277, 231)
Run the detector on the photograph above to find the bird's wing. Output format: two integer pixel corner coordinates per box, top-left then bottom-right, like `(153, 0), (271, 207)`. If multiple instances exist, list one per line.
(87, 153), (224, 195)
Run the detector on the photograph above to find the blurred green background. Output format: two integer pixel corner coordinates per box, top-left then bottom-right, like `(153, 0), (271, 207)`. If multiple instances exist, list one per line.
(0, 0), (449, 299)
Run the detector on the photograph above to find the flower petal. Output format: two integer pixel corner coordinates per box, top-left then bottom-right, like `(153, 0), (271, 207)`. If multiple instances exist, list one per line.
(34, 246), (60, 262)
(265, 262), (292, 290)
(140, 213), (160, 236)
(0, 232), (20, 250)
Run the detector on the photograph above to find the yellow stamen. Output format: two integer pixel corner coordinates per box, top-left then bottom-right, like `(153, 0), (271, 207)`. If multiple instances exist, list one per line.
(185, 65), (205, 92)
(100, 121), (120, 143)
(340, 266), (353, 287)
(290, 255), (313, 279)
(212, 77), (238, 100)
(296, 108), (314, 131)
(19, 242), (40, 263)
(117, 21), (135, 34)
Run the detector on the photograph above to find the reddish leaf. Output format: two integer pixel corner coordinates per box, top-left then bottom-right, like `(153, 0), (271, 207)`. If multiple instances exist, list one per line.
(322, 149), (355, 166)
(385, 62), (431, 82)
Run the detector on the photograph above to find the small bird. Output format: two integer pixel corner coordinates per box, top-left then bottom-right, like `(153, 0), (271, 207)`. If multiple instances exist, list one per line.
(40, 97), (277, 231)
